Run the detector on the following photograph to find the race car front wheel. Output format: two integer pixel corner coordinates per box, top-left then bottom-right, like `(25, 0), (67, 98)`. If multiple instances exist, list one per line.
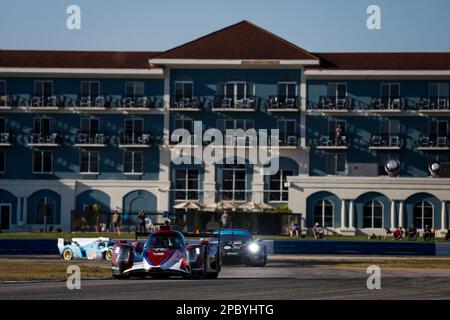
(62, 248), (73, 261)
(104, 249), (113, 261)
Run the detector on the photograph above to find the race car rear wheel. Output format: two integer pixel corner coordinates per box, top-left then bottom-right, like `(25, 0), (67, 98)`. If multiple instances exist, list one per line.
(104, 249), (113, 261)
(62, 248), (73, 261)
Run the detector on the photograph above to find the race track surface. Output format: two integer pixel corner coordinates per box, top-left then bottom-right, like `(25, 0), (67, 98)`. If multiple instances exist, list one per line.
(0, 261), (449, 300)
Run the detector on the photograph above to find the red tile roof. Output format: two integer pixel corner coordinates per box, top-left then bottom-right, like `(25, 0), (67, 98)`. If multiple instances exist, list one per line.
(152, 20), (319, 61)
(0, 50), (160, 69)
(312, 52), (450, 70)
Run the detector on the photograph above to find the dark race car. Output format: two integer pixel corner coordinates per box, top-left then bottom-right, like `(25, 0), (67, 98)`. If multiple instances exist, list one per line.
(111, 225), (221, 279)
(215, 229), (267, 267)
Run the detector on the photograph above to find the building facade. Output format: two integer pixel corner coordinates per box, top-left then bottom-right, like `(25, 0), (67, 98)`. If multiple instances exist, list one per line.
(0, 21), (449, 235)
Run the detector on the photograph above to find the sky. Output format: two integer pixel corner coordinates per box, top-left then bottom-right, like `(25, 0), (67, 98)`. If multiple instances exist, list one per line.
(0, 0), (450, 52)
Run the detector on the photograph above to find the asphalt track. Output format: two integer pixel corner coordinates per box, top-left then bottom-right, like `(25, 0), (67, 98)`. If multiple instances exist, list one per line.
(0, 259), (449, 299)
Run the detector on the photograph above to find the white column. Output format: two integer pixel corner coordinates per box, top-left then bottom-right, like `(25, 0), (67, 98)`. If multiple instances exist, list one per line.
(299, 68), (307, 148)
(390, 200), (396, 229)
(398, 201), (404, 228)
(340, 199), (346, 229)
(159, 67), (171, 182)
(203, 163), (216, 206)
(252, 164), (265, 204)
(348, 200), (355, 230)
(441, 201), (447, 231)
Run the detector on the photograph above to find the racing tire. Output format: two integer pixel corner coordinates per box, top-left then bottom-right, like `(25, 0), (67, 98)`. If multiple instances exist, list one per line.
(104, 249), (113, 261)
(62, 248), (73, 261)
(206, 272), (219, 279)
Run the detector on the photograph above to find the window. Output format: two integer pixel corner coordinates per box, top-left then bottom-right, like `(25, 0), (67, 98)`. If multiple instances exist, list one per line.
(381, 83), (400, 103)
(222, 163), (246, 201)
(278, 120), (296, 143)
(328, 120), (346, 138)
(363, 200), (383, 228)
(123, 151), (143, 174)
(33, 117), (52, 135)
(80, 151), (99, 174)
(174, 169), (199, 201)
(313, 200), (333, 227)
(34, 80), (53, 99)
(174, 81), (193, 101)
(268, 170), (293, 202)
(81, 81), (100, 98)
(217, 119), (254, 134)
(413, 201), (433, 229)
(224, 82), (255, 100)
(125, 81), (145, 98)
(0, 151), (4, 173)
(0, 80), (6, 103)
(429, 83), (449, 100)
(278, 82), (297, 99)
(124, 118), (144, 137)
(328, 83), (347, 100)
(429, 120), (448, 141)
(80, 118), (99, 135)
(325, 153), (346, 175)
(36, 197), (55, 225)
(0, 118), (5, 133)
(380, 120), (400, 143)
(33, 151), (52, 174)
(174, 119), (194, 133)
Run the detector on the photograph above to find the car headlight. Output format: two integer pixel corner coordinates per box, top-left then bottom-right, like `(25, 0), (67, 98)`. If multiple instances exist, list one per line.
(248, 243), (259, 253)
(195, 247), (200, 255)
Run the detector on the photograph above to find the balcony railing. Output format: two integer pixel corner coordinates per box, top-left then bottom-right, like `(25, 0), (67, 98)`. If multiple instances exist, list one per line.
(78, 96), (106, 108)
(316, 96), (349, 110)
(119, 133), (151, 147)
(370, 97), (403, 110)
(170, 96), (204, 110)
(0, 95), (9, 107)
(418, 135), (449, 149)
(317, 134), (348, 149)
(369, 134), (401, 149)
(268, 96), (299, 110)
(418, 97), (450, 111)
(75, 132), (109, 146)
(213, 96), (256, 110)
(27, 133), (61, 146)
(0, 132), (14, 146)
(30, 95), (59, 108)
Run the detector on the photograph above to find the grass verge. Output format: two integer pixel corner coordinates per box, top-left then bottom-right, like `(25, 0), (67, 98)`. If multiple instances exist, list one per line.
(325, 260), (450, 269)
(0, 261), (111, 281)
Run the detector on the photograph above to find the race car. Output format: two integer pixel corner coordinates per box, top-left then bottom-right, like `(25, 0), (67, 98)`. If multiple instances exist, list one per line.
(215, 229), (267, 267)
(111, 225), (221, 279)
(58, 237), (115, 261)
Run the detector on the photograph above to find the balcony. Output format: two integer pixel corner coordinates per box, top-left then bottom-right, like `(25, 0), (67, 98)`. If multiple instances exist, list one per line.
(115, 96), (152, 111)
(27, 133), (61, 147)
(29, 96), (60, 110)
(316, 134), (349, 150)
(74, 132), (109, 148)
(76, 96), (107, 110)
(417, 135), (450, 151)
(418, 97), (450, 115)
(308, 96), (349, 115)
(0, 96), (11, 110)
(368, 97), (403, 114)
(267, 96), (299, 112)
(212, 96), (256, 111)
(369, 134), (401, 150)
(0, 132), (14, 147)
(118, 133), (151, 148)
(170, 96), (204, 111)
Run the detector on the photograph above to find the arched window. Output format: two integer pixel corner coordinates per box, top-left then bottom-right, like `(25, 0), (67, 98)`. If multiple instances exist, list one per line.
(313, 199), (333, 227)
(413, 201), (433, 229)
(36, 197), (55, 225)
(363, 200), (383, 228)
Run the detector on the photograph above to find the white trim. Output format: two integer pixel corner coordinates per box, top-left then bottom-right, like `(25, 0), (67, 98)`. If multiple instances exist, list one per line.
(0, 68), (164, 77)
(305, 69), (450, 78)
(149, 59), (319, 66)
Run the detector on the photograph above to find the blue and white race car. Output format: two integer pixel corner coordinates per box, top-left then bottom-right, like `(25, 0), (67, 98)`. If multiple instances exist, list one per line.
(58, 237), (115, 261)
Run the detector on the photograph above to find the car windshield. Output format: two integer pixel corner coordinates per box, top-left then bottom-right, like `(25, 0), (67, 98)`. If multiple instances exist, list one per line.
(145, 233), (185, 249)
(220, 233), (252, 244)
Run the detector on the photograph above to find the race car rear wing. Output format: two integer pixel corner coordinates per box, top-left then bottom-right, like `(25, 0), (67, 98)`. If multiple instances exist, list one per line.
(135, 229), (221, 243)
